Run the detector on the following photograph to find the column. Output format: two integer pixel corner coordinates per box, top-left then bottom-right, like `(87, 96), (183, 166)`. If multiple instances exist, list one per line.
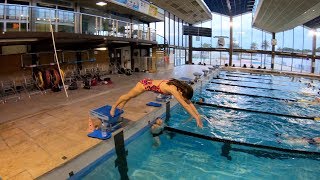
(271, 32), (275, 69)
(311, 29), (317, 73)
(229, 16), (233, 66)
(188, 24), (192, 64)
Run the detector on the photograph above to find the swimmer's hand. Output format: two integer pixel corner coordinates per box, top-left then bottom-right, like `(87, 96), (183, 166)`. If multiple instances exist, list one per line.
(110, 106), (116, 117)
(196, 116), (203, 129)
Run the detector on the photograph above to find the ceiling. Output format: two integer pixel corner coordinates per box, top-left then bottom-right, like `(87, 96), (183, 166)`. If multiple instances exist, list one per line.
(204, 0), (255, 17)
(304, 16), (320, 29)
(149, 0), (212, 24)
(252, 0), (320, 32)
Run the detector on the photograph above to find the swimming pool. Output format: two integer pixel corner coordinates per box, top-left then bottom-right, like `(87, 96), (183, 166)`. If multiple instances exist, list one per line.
(73, 70), (320, 179)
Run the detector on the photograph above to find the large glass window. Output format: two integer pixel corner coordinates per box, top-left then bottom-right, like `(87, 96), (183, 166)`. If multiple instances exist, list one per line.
(182, 22), (188, 47)
(233, 15), (242, 50)
(0, 4), (4, 19)
(165, 11), (169, 44)
(212, 13), (222, 47)
(274, 55), (282, 71)
(169, 13), (174, 45)
(192, 51), (201, 64)
(303, 27), (313, 55)
(293, 26), (303, 53)
(275, 31), (284, 51)
(283, 29), (293, 52)
(192, 23), (201, 48)
(317, 29), (320, 56)
(211, 51), (221, 65)
(201, 20), (212, 48)
(221, 15), (230, 48)
(179, 19), (182, 47)
(241, 13), (252, 50)
(175, 16), (179, 46)
(252, 27), (262, 50)
(155, 21), (164, 44)
(82, 14), (96, 35)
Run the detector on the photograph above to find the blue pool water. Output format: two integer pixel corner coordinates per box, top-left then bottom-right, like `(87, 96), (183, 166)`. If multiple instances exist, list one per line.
(81, 130), (320, 179)
(77, 71), (320, 179)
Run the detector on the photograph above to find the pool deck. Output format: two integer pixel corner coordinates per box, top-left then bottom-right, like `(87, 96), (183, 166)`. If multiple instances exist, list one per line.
(1, 65), (319, 179)
(0, 65), (214, 180)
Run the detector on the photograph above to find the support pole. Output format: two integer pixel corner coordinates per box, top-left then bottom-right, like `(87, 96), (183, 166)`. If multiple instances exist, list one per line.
(311, 29), (317, 73)
(49, 22), (69, 98)
(229, 16), (233, 67)
(271, 32), (275, 69)
(166, 101), (170, 122)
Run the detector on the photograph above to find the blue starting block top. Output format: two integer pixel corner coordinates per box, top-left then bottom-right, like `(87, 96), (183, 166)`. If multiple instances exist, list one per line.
(87, 129), (112, 140)
(90, 105), (124, 124)
(146, 102), (162, 107)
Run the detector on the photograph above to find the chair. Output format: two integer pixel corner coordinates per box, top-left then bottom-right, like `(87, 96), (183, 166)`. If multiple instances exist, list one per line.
(1, 80), (20, 103)
(23, 76), (44, 98)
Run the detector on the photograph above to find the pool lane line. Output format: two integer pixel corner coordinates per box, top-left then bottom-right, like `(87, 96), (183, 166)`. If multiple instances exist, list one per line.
(194, 102), (318, 121)
(210, 82), (280, 91)
(227, 71), (271, 77)
(212, 77), (275, 85)
(225, 74), (272, 80)
(212, 77), (305, 88)
(164, 126), (320, 156)
(225, 74), (310, 87)
(211, 81), (316, 96)
(206, 88), (297, 102)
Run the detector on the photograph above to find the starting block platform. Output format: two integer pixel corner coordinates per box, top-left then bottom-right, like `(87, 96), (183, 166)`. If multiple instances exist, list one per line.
(88, 105), (124, 140)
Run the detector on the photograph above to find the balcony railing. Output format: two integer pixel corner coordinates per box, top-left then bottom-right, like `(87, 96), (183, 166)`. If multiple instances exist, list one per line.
(0, 3), (157, 41)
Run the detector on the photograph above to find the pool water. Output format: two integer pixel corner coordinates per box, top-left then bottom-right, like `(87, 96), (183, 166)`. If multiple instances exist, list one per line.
(77, 71), (320, 179)
(82, 130), (320, 179)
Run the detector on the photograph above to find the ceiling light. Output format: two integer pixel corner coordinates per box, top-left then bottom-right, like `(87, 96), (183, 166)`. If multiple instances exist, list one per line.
(94, 47), (107, 51)
(96, 2), (107, 6)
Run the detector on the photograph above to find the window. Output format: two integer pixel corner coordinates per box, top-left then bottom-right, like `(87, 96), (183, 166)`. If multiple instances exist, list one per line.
(241, 13), (252, 50)
(252, 27), (262, 50)
(179, 19), (182, 47)
(275, 31), (283, 51)
(232, 15), (242, 49)
(283, 29), (293, 52)
(0, 4), (4, 19)
(169, 13), (174, 45)
(303, 27), (313, 55)
(165, 11), (169, 44)
(212, 13), (222, 47)
(221, 15), (230, 48)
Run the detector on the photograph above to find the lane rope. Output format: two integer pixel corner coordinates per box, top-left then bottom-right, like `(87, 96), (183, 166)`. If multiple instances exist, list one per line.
(195, 101), (320, 121)
(206, 88), (297, 102)
(164, 126), (320, 156)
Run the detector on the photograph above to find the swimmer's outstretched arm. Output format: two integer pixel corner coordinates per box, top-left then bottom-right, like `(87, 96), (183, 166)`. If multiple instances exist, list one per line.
(169, 90), (203, 128)
(110, 82), (146, 116)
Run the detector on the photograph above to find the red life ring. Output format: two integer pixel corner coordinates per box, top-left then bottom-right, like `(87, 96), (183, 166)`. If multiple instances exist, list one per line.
(44, 70), (52, 89)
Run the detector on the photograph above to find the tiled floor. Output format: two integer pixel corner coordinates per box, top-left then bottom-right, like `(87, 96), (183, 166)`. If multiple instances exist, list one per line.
(0, 65), (207, 179)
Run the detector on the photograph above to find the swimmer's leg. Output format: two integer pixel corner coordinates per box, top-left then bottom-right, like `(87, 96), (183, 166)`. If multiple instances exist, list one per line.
(153, 136), (161, 147)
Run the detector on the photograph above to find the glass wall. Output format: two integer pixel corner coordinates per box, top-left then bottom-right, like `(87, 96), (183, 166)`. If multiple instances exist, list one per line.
(169, 13), (174, 45)
(159, 10), (187, 66)
(165, 11), (170, 44)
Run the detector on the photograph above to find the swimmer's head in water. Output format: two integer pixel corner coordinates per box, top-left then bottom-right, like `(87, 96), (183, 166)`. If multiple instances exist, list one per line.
(155, 117), (163, 125)
(313, 137), (320, 144)
(198, 97), (205, 103)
